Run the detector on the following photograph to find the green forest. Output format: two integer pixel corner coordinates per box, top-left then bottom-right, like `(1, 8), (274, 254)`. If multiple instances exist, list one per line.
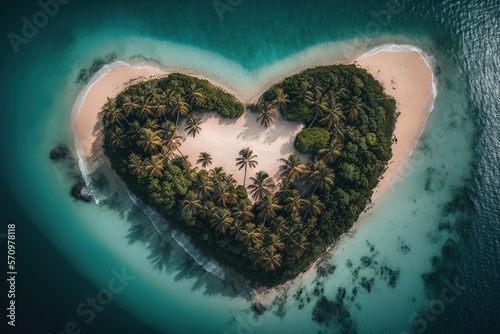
(102, 65), (397, 285)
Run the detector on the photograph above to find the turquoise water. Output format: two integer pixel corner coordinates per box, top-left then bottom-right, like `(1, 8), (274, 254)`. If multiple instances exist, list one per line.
(1, 0), (499, 333)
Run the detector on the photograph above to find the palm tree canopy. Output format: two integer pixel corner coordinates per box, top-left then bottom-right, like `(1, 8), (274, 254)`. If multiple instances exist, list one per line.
(256, 102), (278, 128)
(248, 171), (276, 202)
(185, 83), (205, 107)
(256, 195), (282, 223)
(185, 115), (204, 138)
(236, 148), (258, 187)
(317, 140), (343, 164)
(278, 154), (307, 182)
(197, 152), (213, 168)
(271, 88), (290, 114)
(144, 155), (165, 178)
(236, 148), (258, 171)
(305, 161), (335, 194)
(137, 128), (162, 154)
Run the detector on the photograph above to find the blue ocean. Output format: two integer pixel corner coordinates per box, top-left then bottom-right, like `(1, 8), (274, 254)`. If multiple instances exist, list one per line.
(1, 0), (499, 333)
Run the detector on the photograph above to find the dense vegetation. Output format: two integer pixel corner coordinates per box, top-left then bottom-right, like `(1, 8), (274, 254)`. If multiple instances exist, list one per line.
(102, 65), (396, 285)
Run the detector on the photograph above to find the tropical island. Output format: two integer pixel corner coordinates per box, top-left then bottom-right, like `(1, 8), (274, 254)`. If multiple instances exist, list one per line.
(97, 64), (395, 284)
(73, 50), (433, 286)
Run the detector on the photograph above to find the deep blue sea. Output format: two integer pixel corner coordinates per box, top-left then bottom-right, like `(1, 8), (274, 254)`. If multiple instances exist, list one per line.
(1, 0), (499, 333)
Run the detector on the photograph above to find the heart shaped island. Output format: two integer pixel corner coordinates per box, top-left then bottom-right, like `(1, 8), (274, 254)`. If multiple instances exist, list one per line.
(74, 49), (433, 285)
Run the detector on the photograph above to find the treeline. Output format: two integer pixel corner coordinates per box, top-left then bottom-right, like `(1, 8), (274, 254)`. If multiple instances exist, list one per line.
(102, 66), (396, 285)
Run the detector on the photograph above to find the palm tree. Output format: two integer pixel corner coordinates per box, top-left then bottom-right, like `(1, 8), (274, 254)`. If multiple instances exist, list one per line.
(320, 102), (345, 129)
(136, 96), (155, 120)
(284, 190), (307, 215)
(302, 195), (325, 220)
(278, 154), (307, 182)
(199, 201), (217, 220)
(144, 119), (160, 131)
(247, 244), (266, 266)
(157, 146), (174, 164)
(235, 148), (258, 187)
(128, 153), (145, 176)
(305, 91), (329, 128)
(144, 81), (161, 96)
(103, 97), (128, 130)
(284, 226), (301, 249)
(127, 120), (142, 141)
(346, 97), (362, 123)
(196, 152), (213, 168)
(170, 94), (190, 125)
(185, 115), (203, 138)
(181, 191), (203, 214)
(185, 83), (204, 108)
(271, 216), (289, 234)
(150, 94), (168, 122)
(210, 167), (226, 183)
(331, 122), (349, 143)
(162, 130), (184, 158)
(248, 171), (276, 203)
(317, 140), (343, 164)
(122, 95), (140, 118)
(238, 223), (262, 247)
(308, 77), (325, 95)
(194, 174), (214, 199)
(266, 233), (285, 251)
(256, 101), (278, 128)
(144, 155), (164, 178)
(159, 120), (176, 137)
(260, 246), (282, 271)
(257, 195), (282, 224)
(137, 128), (162, 154)
(215, 184), (238, 208)
(271, 88), (290, 114)
(305, 161), (335, 195)
(297, 73), (311, 85)
(290, 235), (309, 258)
(110, 128), (127, 149)
(275, 179), (293, 202)
(293, 80), (312, 101)
(221, 173), (237, 187)
(210, 209), (234, 235)
(232, 202), (255, 223)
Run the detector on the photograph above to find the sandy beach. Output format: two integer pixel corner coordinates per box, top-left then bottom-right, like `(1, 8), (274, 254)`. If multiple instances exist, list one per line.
(74, 63), (170, 159)
(356, 51), (434, 205)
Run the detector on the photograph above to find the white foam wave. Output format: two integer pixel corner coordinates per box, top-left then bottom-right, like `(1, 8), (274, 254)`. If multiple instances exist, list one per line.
(358, 43), (438, 110)
(128, 191), (227, 280)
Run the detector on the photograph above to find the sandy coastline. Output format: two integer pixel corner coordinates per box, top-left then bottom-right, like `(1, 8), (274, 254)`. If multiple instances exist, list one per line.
(73, 47), (434, 303)
(357, 51), (434, 206)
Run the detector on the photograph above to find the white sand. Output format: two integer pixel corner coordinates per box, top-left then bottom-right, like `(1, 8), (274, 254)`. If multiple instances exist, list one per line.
(356, 51), (434, 205)
(180, 112), (309, 185)
(75, 63), (169, 159)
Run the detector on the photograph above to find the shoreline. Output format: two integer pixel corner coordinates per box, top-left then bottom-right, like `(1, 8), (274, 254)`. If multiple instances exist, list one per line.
(72, 44), (435, 302)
